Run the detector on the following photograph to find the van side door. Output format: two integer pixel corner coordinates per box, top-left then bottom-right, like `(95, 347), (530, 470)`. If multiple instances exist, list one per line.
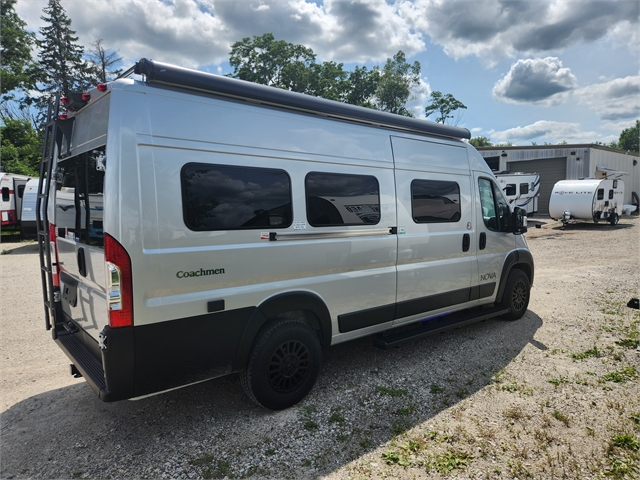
(473, 173), (515, 302)
(391, 137), (474, 324)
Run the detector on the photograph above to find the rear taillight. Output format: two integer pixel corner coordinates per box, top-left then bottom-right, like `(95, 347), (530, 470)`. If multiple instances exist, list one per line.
(49, 223), (60, 287)
(104, 233), (133, 328)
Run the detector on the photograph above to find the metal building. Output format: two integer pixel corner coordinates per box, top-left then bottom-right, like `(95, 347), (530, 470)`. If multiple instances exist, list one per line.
(477, 144), (640, 214)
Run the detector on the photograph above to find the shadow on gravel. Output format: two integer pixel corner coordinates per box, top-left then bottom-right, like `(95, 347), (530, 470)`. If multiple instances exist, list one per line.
(1, 311), (542, 479)
(551, 222), (635, 231)
(0, 241), (38, 255)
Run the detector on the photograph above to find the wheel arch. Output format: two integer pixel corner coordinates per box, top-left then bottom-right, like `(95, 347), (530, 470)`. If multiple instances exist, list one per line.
(495, 249), (534, 304)
(232, 291), (332, 371)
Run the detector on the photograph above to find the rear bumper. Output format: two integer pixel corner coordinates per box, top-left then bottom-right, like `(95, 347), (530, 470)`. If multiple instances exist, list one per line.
(54, 324), (134, 402)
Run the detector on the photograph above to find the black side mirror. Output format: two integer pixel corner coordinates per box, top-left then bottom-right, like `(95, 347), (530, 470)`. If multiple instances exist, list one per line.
(512, 207), (528, 234)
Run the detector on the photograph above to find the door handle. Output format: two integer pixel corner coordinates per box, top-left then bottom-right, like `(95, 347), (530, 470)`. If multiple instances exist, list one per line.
(479, 232), (487, 250)
(77, 247), (87, 277)
(462, 233), (470, 252)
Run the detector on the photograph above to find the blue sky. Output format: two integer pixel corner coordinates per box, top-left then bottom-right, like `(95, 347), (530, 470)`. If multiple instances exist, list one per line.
(16, 0), (639, 145)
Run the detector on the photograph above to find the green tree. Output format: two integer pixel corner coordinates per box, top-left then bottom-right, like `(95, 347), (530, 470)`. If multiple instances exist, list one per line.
(0, 0), (37, 98)
(373, 51), (420, 117)
(344, 65), (378, 109)
(469, 136), (493, 148)
(228, 33), (316, 92)
(0, 119), (42, 175)
(36, 0), (98, 108)
(425, 91), (467, 124)
(618, 120), (639, 153)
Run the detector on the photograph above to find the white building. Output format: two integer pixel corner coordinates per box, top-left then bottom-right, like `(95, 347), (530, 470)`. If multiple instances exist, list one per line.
(477, 144), (640, 214)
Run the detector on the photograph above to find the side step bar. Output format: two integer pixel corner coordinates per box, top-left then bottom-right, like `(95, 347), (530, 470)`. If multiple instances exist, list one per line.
(374, 306), (510, 349)
(56, 331), (106, 394)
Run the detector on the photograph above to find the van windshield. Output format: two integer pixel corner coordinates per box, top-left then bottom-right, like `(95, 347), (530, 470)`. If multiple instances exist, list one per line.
(55, 146), (105, 248)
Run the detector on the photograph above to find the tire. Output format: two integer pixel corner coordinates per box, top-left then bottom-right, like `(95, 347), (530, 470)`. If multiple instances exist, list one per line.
(609, 213), (619, 226)
(240, 320), (321, 410)
(501, 269), (530, 320)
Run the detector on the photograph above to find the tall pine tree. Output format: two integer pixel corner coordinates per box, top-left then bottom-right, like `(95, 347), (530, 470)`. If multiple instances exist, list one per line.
(37, 0), (97, 107)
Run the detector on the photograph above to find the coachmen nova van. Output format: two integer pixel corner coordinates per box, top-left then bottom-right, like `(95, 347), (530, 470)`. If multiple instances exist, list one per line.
(37, 59), (533, 410)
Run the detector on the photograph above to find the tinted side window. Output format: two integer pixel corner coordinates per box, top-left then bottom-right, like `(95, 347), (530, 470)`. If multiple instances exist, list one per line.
(181, 164), (292, 231)
(18, 184), (26, 198)
(608, 189), (614, 200)
(306, 173), (380, 226)
(520, 183), (529, 195)
(55, 147), (105, 247)
(2, 187), (9, 202)
(412, 180), (461, 223)
(479, 178), (510, 232)
(597, 188), (604, 200)
(504, 184), (516, 196)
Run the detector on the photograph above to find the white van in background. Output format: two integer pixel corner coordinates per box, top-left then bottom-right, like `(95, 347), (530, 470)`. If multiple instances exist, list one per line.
(37, 59), (533, 410)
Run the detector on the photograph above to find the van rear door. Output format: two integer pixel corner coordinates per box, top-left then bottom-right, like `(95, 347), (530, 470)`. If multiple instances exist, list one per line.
(54, 147), (107, 341)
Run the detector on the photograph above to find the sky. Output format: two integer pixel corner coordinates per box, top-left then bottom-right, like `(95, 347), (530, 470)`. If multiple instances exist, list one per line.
(15, 0), (640, 146)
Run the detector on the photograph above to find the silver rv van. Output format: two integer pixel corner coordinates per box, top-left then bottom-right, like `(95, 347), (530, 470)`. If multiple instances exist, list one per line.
(37, 59), (533, 410)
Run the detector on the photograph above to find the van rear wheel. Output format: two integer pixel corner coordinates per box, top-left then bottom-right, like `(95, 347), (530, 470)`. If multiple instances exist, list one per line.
(501, 269), (530, 320)
(240, 320), (321, 410)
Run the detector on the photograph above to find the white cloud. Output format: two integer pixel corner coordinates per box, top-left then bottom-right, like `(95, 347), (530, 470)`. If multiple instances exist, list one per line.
(488, 120), (606, 144)
(493, 57), (578, 106)
(574, 75), (640, 121)
(406, 77), (432, 118)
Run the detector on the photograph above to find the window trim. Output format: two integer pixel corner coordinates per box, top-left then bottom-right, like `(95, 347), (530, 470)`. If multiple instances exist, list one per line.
(180, 162), (293, 232)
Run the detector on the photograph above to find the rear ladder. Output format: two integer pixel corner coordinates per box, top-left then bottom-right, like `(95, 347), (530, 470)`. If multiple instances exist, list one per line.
(36, 98), (60, 334)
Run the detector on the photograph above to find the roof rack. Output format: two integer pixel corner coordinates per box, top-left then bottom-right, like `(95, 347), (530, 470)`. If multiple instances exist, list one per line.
(133, 58), (471, 140)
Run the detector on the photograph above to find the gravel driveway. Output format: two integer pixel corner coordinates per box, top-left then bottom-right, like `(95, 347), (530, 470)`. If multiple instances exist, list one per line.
(1, 217), (638, 479)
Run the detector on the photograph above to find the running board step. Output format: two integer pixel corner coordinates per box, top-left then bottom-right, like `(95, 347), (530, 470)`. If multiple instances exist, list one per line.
(373, 306), (510, 349)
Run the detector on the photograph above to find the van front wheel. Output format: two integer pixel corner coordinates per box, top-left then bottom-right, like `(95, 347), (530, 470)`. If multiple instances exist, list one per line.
(241, 320), (321, 410)
(501, 269), (530, 320)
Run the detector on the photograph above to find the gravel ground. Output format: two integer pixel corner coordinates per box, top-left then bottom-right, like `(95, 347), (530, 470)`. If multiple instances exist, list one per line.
(1, 216), (639, 479)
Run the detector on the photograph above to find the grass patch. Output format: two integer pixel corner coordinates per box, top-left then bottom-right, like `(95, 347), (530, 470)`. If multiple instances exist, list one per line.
(552, 410), (570, 427)
(428, 450), (472, 474)
(376, 386), (409, 397)
(571, 346), (603, 360)
(603, 366), (638, 383)
(503, 406), (530, 421)
(611, 434), (640, 451)
(430, 384), (444, 394)
(547, 377), (570, 387)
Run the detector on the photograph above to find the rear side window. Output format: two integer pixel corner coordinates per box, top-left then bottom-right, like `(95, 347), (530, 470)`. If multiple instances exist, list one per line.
(519, 183), (529, 195)
(305, 172), (380, 226)
(411, 179), (461, 223)
(608, 189), (614, 199)
(2, 187), (8, 202)
(55, 147), (105, 247)
(597, 188), (604, 200)
(181, 163), (292, 231)
(504, 184), (516, 196)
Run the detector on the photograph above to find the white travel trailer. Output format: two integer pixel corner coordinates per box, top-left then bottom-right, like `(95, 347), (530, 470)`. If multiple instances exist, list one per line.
(37, 59), (533, 410)
(20, 178), (41, 238)
(0, 172), (30, 229)
(495, 172), (540, 216)
(549, 177), (625, 226)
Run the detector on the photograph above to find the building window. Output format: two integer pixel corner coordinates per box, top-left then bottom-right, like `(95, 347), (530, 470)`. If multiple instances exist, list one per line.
(181, 163), (292, 231)
(411, 179), (461, 223)
(519, 183), (529, 195)
(306, 172), (380, 226)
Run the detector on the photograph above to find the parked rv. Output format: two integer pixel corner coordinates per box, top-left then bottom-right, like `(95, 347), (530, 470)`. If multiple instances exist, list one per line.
(37, 59), (533, 410)
(495, 172), (540, 216)
(20, 178), (41, 238)
(0, 173), (30, 229)
(549, 177), (625, 226)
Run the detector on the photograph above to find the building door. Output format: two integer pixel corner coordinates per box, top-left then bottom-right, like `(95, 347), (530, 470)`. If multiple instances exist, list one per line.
(507, 158), (565, 214)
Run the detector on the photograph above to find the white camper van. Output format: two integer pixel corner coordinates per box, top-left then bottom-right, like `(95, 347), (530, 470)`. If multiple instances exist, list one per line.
(549, 176), (625, 226)
(495, 172), (540, 216)
(37, 59), (533, 410)
(0, 172), (30, 229)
